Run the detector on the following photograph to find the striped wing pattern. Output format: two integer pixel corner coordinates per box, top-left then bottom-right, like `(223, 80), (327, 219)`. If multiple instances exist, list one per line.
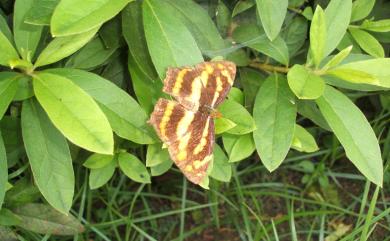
(149, 61), (236, 185)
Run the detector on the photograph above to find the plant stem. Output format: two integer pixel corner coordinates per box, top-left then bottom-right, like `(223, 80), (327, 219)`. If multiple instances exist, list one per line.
(249, 62), (290, 73)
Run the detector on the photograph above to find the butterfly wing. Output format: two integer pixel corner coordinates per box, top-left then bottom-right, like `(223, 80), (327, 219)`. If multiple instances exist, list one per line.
(149, 98), (214, 184)
(163, 61), (236, 111)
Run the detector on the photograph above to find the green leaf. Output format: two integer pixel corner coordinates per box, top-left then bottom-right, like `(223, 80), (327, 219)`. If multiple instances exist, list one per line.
(83, 153), (114, 169)
(287, 65), (325, 99)
(232, 23), (289, 65)
(215, 117), (237, 134)
(218, 99), (256, 135)
(13, 75), (33, 101)
(118, 152), (151, 184)
(297, 100), (331, 131)
(0, 72), (19, 119)
(24, 0), (59, 25)
(146, 143), (170, 167)
(223, 133), (255, 163)
(233, 0), (255, 17)
(253, 74), (297, 171)
(310, 6), (326, 67)
(228, 87), (245, 105)
(13, 0), (43, 60)
(209, 144), (231, 182)
(122, 2), (158, 81)
(34, 27), (98, 67)
(316, 86), (383, 186)
(239, 68), (265, 110)
(4, 179), (40, 208)
(89, 158), (116, 189)
(33, 72), (114, 154)
(0, 209), (22, 226)
(326, 58), (390, 87)
(127, 53), (163, 114)
(12, 203), (84, 235)
(21, 99), (74, 214)
(323, 45), (353, 70)
(216, 1), (231, 37)
(45, 68), (156, 144)
(326, 68), (376, 85)
(361, 19), (390, 32)
(283, 16), (308, 57)
(143, 0), (203, 79)
(65, 37), (117, 70)
(255, 0), (288, 41)
(351, 0), (375, 22)
(150, 158), (173, 176)
(0, 14), (13, 42)
(0, 131), (7, 209)
(0, 31), (19, 67)
(349, 28), (384, 58)
(291, 124), (319, 153)
(51, 0), (130, 36)
(165, 0), (226, 58)
(324, 0), (352, 56)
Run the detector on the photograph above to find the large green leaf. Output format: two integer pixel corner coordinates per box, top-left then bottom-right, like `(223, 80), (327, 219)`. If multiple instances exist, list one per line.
(0, 72), (19, 119)
(287, 64), (325, 99)
(33, 72), (114, 154)
(142, 0), (203, 79)
(349, 28), (384, 58)
(325, 58), (390, 88)
(118, 152), (151, 184)
(253, 74), (297, 171)
(128, 53), (163, 115)
(218, 99), (256, 135)
(324, 0), (352, 56)
(239, 68), (265, 111)
(165, 0), (226, 57)
(0, 131), (6, 209)
(283, 16), (308, 57)
(65, 37), (117, 70)
(122, 2), (158, 81)
(316, 86), (383, 186)
(209, 144), (231, 182)
(34, 27), (98, 67)
(146, 143), (170, 167)
(350, 0), (375, 22)
(310, 6), (326, 67)
(51, 0), (131, 36)
(255, 0), (288, 41)
(232, 23), (289, 65)
(25, 0), (59, 25)
(0, 31), (19, 67)
(361, 19), (390, 32)
(13, 0), (43, 60)
(12, 203), (84, 235)
(21, 99), (74, 214)
(45, 68), (156, 144)
(0, 14), (13, 42)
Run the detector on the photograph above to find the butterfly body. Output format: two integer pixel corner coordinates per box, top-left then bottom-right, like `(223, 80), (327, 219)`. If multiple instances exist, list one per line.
(148, 61), (236, 185)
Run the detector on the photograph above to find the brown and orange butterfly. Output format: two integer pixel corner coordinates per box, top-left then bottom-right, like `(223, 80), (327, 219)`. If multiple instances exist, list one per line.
(148, 61), (236, 185)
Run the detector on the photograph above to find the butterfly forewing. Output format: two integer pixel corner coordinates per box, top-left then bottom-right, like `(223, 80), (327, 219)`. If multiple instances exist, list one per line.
(163, 61), (236, 111)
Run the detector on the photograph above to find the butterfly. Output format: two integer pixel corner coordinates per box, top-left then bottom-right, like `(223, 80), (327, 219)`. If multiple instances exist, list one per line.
(148, 61), (236, 185)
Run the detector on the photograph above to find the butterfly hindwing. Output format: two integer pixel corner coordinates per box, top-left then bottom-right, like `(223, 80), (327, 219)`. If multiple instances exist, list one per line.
(149, 98), (214, 184)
